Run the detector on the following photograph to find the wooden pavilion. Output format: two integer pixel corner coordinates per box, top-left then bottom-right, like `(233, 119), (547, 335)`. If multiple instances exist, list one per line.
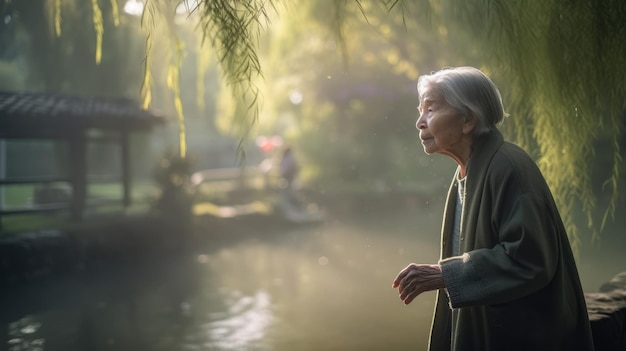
(0, 91), (166, 230)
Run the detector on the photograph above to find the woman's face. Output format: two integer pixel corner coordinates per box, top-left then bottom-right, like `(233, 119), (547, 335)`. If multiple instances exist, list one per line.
(415, 86), (470, 159)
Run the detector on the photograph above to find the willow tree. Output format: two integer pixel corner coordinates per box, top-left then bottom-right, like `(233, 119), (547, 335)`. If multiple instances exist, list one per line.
(419, 0), (626, 250)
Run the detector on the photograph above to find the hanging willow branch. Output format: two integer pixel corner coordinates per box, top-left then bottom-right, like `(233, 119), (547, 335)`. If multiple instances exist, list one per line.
(138, 0), (189, 158)
(431, 0), (626, 249)
(193, 0), (277, 156)
(91, 0), (104, 64)
(54, 0), (62, 36)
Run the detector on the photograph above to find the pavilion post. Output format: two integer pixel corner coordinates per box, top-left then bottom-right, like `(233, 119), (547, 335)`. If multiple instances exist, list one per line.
(121, 130), (131, 208)
(70, 130), (86, 221)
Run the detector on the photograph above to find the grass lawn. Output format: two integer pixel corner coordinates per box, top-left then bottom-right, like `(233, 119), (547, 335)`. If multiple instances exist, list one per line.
(1, 181), (159, 234)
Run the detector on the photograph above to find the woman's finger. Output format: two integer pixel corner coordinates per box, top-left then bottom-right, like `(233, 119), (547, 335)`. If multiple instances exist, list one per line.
(392, 265), (412, 288)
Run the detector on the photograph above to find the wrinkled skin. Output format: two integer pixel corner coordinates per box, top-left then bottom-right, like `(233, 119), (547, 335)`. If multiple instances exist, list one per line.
(392, 264), (445, 305)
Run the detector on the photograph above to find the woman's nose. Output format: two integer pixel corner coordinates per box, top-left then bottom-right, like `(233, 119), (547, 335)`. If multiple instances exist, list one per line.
(416, 114), (426, 130)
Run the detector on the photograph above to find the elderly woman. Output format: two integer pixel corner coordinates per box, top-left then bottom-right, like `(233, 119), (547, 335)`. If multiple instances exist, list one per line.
(392, 67), (594, 351)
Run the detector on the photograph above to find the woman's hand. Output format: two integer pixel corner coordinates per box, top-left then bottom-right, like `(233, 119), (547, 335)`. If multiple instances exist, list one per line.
(392, 264), (445, 305)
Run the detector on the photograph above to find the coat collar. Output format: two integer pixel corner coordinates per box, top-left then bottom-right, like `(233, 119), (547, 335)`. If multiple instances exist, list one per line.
(465, 130), (505, 190)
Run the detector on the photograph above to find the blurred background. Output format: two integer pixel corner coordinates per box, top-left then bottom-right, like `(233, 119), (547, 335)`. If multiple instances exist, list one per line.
(0, 1), (624, 350)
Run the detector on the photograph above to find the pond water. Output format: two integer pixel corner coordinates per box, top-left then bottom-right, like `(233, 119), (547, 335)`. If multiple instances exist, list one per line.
(2, 200), (624, 351)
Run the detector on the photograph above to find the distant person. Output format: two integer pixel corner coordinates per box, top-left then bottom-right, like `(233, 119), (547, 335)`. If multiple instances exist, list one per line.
(280, 146), (299, 204)
(392, 67), (594, 350)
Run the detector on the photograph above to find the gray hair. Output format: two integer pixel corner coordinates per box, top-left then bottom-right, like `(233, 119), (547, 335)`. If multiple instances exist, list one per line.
(417, 67), (507, 136)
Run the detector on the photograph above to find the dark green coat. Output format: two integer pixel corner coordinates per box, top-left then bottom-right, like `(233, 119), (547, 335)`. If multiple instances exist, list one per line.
(429, 131), (594, 351)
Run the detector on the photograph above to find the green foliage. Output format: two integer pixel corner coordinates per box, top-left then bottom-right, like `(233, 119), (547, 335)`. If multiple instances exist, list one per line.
(4, 0), (624, 247)
(2, 0), (145, 96)
(430, 0), (626, 248)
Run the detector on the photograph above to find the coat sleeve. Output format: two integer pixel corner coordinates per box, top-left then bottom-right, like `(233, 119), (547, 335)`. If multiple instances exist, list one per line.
(440, 172), (561, 308)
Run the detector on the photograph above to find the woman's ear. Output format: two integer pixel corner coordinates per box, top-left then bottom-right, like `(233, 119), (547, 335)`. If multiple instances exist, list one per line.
(463, 113), (478, 135)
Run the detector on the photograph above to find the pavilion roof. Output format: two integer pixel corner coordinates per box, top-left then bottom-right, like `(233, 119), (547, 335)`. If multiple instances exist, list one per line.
(0, 91), (167, 138)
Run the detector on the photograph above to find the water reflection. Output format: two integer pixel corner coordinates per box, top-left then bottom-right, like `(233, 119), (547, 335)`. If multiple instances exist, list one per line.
(7, 315), (45, 351)
(199, 289), (273, 350)
(184, 209), (443, 351)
